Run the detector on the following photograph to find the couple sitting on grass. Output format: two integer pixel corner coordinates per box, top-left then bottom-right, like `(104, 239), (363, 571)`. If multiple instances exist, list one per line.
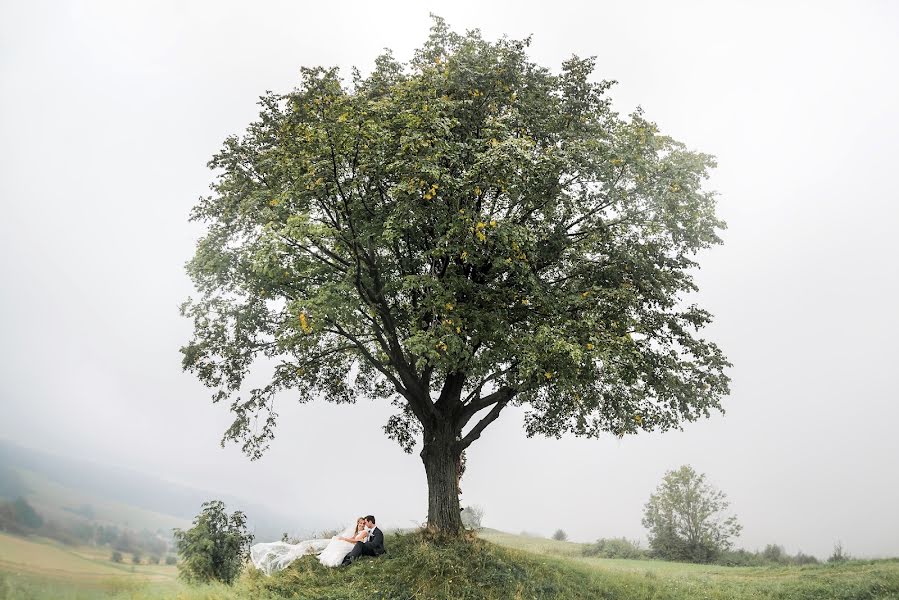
(250, 515), (386, 574)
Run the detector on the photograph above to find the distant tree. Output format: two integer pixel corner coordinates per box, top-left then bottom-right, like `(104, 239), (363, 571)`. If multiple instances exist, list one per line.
(114, 529), (138, 553)
(173, 500), (254, 585)
(828, 541), (850, 563)
(131, 551), (142, 564)
(793, 550), (819, 565)
(461, 505), (485, 530)
(148, 555), (160, 565)
(97, 524), (120, 546)
(762, 543), (786, 564)
(552, 529), (568, 541)
(180, 15), (731, 536)
(11, 497), (43, 529)
(165, 555), (178, 566)
(642, 465), (742, 562)
(111, 551), (123, 563)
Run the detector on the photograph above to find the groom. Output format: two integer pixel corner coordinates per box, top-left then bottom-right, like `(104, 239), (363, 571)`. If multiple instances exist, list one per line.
(341, 514), (385, 566)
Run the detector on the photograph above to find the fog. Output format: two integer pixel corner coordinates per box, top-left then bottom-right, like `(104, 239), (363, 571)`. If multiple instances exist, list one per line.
(2, 0), (898, 559)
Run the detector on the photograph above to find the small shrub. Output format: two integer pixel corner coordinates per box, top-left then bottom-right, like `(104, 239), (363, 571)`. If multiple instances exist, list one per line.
(111, 551), (123, 563)
(148, 555), (160, 565)
(131, 552), (142, 564)
(173, 500), (253, 585)
(165, 555), (177, 565)
(583, 537), (644, 559)
(552, 529), (568, 541)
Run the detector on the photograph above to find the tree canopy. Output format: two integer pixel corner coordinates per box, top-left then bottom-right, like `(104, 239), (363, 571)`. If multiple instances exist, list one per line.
(180, 16), (731, 532)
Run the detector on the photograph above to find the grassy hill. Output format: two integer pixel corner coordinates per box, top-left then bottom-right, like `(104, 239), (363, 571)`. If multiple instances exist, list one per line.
(4, 529), (898, 600)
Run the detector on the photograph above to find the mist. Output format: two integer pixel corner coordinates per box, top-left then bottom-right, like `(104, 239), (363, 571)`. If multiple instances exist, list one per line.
(2, 0), (898, 559)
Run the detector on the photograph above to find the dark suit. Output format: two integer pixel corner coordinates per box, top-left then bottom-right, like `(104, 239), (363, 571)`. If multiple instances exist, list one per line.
(342, 527), (386, 565)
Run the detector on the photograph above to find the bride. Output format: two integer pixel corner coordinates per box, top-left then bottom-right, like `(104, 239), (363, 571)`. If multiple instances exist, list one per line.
(250, 517), (370, 574)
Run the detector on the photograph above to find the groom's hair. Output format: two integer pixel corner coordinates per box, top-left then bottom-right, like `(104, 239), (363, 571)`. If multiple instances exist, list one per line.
(365, 515), (376, 524)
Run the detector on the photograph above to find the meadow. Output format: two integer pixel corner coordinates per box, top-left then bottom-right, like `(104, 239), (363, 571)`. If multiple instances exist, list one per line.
(2, 529), (899, 599)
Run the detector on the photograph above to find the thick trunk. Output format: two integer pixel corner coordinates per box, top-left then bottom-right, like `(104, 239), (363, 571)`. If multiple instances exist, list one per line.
(421, 427), (464, 534)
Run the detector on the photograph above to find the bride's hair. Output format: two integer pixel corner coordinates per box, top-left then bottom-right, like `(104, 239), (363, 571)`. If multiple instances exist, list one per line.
(354, 517), (366, 534)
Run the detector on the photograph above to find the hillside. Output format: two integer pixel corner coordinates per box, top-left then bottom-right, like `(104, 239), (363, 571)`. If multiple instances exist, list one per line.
(0, 439), (325, 540)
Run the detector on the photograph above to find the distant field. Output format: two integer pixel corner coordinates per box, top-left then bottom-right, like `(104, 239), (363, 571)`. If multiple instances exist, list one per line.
(0, 532), (179, 595)
(480, 529), (899, 598)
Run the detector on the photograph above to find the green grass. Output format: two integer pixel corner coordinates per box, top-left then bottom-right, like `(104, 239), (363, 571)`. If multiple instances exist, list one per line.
(2, 529), (899, 599)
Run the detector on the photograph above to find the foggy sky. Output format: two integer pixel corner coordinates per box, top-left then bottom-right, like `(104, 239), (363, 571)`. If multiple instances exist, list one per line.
(2, 0), (898, 558)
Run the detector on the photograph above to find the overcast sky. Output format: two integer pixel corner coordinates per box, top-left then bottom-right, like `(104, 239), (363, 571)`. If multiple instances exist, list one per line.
(2, 0), (898, 559)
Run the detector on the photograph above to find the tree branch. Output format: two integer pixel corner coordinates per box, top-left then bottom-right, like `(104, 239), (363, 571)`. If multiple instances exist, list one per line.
(458, 390), (514, 449)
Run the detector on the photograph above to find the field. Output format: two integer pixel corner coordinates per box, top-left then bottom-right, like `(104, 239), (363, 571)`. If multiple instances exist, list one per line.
(2, 530), (899, 599)
(0, 532), (184, 599)
(480, 530), (899, 599)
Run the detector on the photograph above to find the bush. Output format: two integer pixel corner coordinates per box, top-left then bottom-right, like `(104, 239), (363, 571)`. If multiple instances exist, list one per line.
(715, 545), (820, 567)
(165, 555), (177, 565)
(583, 537), (645, 559)
(552, 529), (568, 541)
(716, 548), (767, 567)
(762, 543), (787, 563)
(111, 551), (123, 563)
(148, 555), (160, 565)
(131, 552), (142, 564)
(173, 500), (253, 585)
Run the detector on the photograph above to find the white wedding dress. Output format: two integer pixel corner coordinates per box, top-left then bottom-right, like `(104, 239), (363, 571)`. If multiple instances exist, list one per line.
(250, 524), (365, 574)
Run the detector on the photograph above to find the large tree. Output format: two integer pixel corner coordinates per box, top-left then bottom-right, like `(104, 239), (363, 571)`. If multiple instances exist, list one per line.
(180, 17), (731, 534)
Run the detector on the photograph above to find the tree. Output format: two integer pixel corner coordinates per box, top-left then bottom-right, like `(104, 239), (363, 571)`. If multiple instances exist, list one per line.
(641, 465), (741, 562)
(111, 551), (123, 563)
(552, 529), (568, 541)
(460, 504), (485, 529)
(173, 500), (254, 585)
(180, 15), (731, 535)
(828, 540), (849, 563)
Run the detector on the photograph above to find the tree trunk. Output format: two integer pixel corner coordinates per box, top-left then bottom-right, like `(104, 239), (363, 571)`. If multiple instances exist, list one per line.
(420, 427), (464, 534)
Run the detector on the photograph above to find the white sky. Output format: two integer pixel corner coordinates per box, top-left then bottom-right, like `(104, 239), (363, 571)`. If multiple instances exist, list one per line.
(2, 0), (898, 559)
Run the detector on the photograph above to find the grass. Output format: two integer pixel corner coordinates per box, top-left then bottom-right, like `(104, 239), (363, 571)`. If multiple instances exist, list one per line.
(2, 529), (899, 599)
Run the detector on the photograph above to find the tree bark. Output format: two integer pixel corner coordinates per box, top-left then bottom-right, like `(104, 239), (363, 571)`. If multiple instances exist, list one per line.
(420, 425), (464, 534)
